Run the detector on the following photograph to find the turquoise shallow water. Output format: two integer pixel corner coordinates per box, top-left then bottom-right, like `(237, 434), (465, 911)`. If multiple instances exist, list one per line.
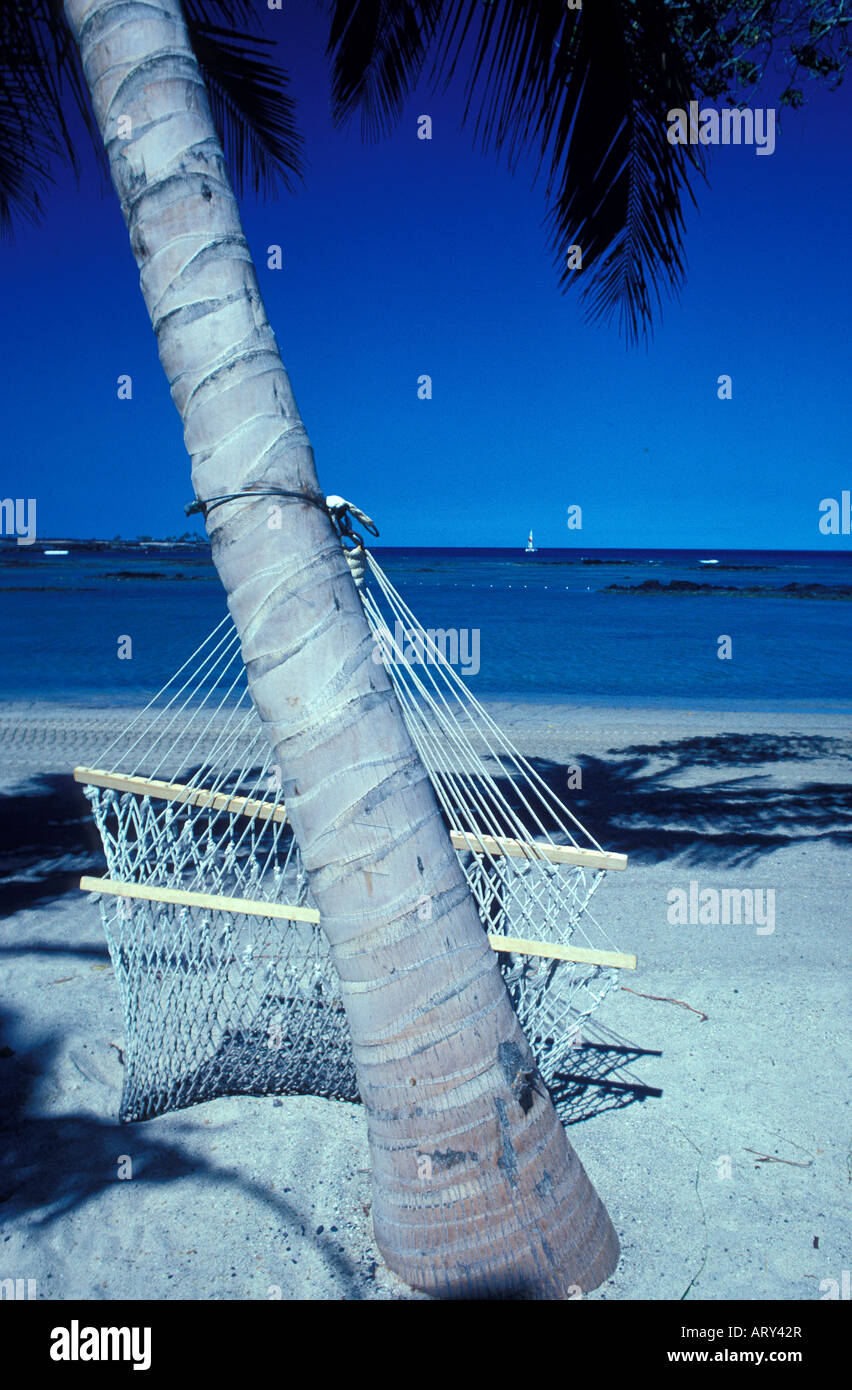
(0, 545), (850, 710)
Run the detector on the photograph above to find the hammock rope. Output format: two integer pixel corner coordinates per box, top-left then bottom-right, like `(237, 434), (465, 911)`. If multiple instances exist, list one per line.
(76, 516), (635, 1123)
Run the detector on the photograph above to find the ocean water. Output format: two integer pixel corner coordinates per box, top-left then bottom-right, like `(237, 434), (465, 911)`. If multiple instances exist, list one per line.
(1, 545), (850, 710)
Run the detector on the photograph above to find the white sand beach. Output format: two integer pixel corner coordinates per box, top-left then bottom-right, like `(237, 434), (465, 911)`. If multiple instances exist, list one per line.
(1, 701), (849, 1300)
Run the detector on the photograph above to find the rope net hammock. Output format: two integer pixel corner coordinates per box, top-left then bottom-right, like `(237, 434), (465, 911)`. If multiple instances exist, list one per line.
(76, 534), (635, 1124)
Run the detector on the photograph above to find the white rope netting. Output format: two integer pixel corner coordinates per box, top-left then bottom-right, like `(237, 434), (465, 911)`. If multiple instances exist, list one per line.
(79, 550), (630, 1123)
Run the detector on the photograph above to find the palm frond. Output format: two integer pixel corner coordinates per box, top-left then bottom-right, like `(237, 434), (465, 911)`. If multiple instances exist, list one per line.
(0, 0), (302, 240)
(0, 0), (107, 239)
(537, 1), (706, 344)
(324, 0), (444, 140)
(0, 76), (49, 232)
(323, 0), (708, 342)
(436, 0), (707, 344)
(183, 3), (305, 194)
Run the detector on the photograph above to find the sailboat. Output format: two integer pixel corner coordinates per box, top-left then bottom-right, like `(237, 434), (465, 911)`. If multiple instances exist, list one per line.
(525, 530), (537, 554)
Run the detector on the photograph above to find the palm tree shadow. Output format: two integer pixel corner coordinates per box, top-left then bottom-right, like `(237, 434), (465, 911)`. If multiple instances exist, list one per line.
(461, 731), (852, 1116)
(488, 732), (852, 869)
(0, 1003), (369, 1297)
(0, 773), (105, 917)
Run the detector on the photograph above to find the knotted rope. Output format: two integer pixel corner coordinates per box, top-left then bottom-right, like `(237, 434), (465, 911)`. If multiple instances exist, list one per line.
(325, 494), (379, 590)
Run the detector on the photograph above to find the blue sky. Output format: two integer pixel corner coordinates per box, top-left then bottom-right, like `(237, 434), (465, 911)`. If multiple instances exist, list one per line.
(1, 0), (850, 548)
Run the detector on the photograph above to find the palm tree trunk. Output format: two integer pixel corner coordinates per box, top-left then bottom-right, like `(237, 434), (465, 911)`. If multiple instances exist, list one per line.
(64, 0), (619, 1297)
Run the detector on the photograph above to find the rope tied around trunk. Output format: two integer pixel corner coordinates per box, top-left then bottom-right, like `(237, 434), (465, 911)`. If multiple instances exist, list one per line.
(185, 486), (329, 521)
(185, 489), (376, 588)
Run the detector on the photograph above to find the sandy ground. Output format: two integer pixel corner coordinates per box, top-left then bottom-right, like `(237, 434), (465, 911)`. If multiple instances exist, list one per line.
(1, 701), (850, 1301)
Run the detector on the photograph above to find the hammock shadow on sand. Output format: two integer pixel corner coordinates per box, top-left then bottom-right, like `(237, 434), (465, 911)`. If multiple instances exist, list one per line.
(0, 1002), (376, 1297)
(487, 733), (852, 870)
(547, 1025), (662, 1126)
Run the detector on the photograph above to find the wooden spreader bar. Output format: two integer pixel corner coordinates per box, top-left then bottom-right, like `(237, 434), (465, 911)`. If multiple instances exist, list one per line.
(74, 767), (286, 825)
(449, 830), (627, 872)
(488, 936), (636, 971)
(79, 877), (637, 971)
(79, 875), (321, 926)
(74, 767), (628, 872)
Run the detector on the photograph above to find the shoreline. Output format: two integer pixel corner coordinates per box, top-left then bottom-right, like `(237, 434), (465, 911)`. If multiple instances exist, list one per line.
(3, 693), (852, 724)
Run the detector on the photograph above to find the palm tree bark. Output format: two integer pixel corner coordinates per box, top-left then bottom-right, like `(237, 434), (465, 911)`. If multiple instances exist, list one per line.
(64, 0), (619, 1297)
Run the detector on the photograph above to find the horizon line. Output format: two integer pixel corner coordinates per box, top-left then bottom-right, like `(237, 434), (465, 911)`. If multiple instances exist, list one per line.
(1, 538), (846, 555)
